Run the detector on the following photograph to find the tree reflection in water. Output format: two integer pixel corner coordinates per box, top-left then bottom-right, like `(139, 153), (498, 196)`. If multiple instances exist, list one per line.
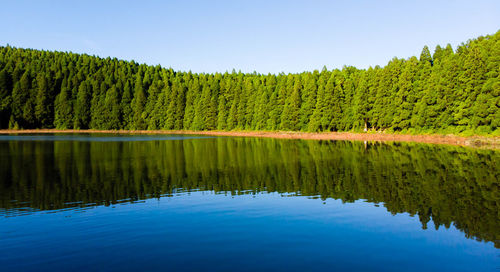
(0, 135), (498, 247)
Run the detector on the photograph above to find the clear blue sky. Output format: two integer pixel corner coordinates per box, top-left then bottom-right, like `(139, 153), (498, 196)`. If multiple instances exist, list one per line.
(1, 0), (499, 73)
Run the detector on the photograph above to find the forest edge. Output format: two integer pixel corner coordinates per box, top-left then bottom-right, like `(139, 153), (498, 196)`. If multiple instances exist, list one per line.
(1, 129), (498, 149)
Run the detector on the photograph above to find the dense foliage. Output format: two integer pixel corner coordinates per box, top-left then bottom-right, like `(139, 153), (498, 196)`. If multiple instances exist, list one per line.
(1, 137), (498, 247)
(0, 31), (499, 134)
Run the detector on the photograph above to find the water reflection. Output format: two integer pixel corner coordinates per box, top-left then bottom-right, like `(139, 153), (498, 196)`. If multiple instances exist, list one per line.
(0, 135), (498, 247)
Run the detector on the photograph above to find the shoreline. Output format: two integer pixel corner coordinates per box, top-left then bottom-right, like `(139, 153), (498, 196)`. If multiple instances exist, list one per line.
(1, 129), (499, 149)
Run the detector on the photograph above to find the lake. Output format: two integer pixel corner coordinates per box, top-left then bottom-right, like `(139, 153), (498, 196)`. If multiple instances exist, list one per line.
(0, 134), (498, 271)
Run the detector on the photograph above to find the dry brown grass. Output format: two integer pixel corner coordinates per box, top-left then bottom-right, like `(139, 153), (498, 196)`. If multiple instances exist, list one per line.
(1, 129), (499, 149)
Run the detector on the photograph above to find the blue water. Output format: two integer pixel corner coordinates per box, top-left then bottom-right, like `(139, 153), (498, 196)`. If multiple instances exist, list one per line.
(0, 135), (498, 271)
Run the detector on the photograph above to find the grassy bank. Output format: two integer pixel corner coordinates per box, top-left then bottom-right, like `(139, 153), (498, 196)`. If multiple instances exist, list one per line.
(1, 129), (499, 149)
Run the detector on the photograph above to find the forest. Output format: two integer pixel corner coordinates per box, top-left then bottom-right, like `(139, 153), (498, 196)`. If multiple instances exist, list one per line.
(0, 31), (499, 134)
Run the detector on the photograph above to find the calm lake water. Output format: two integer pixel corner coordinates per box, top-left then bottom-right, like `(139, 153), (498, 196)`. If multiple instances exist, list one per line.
(0, 134), (498, 271)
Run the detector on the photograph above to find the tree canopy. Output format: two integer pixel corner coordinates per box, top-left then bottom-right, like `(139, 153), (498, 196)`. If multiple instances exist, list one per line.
(0, 31), (499, 135)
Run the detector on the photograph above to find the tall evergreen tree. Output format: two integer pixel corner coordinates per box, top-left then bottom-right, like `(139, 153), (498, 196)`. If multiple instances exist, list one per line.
(131, 73), (146, 130)
(0, 69), (12, 128)
(54, 80), (73, 129)
(120, 81), (132, 129)
(104, 85), (121, 129)
(74, 81), (91, 129)
(34, 74), (52, 127)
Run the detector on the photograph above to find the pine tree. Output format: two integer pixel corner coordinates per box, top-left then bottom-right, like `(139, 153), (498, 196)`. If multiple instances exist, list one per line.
(353, 70), (371, 131)
(308, 70), (329, 131)
(153, 84), (169, 129)
(34, 74), (52, 127)
(254, 84), (268, 130)
(120, 81), (132, 129)
(104, 85), (121, 129)
(412, 48), (433, 129)
(236, 79), (247, 129)
(0, 69), (11, 101)
(227, 86), (239, 130)
(266, 90), (279, 130)
(393, 57), (418, 130)
(0, 69), (12, 128)
(217, 94), (227, 130)
(74, 81), (91, 129)
(200, 79), (217, 130)
(420, 45), (433, 66)
(173, 77), (186, 130)
(183, 78), (199, 129)
(145, 80), (161, 129)
(299, 72), (317, 130)
(131, 73), (146, 130)
(89, 81), (107, 129)
(280, 77), (301, 130)
(329, 71), (345, 131)
(54, 82), (73, 129)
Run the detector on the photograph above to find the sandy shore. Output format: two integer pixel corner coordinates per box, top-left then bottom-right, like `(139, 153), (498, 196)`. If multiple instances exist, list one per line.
(0, 129), (499, 149)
